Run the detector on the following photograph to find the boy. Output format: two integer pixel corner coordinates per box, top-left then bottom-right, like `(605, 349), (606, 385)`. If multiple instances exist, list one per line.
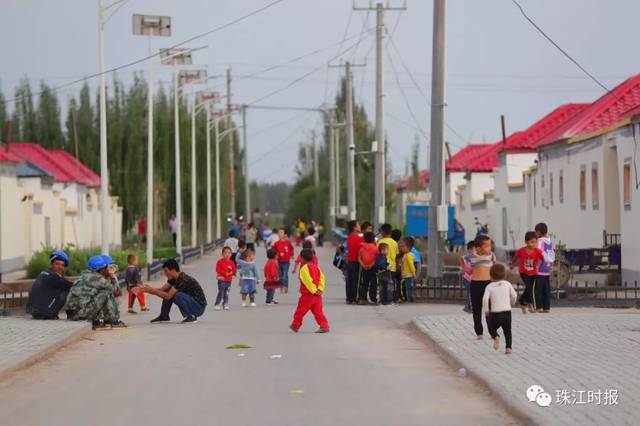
(375, 243), (394, 305)
(224, 230), (239, 256)
(234, 240), (247, 264)
(361, 221), (374, 235)
(345, 220), (363, 304)
(236, 249), (260, 307)
(214, 246), (236, 310)
(400, 238), (417, 302)
(264, 249), (281, 304)
(535, 223), (555, 313)
(406, 237), (422, 279)
(273, 228), (294, 294)
(292, 241), (318, 274)
(483, 263), (517, 354)
(125, 254), (148, 314)
(377, 224), (399, 303)
(358, 232), (379, 304)
(469, 235), (496, 338)
(459, 241), (475, 313)
(290, 248), (330, 333)
(510, 231), (544, 314)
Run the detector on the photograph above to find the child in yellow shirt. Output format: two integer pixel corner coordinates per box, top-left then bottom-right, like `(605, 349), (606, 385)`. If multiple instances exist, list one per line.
(400, 238), (416, 302)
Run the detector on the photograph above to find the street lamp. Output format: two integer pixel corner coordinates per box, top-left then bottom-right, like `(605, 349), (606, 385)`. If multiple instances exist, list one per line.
(195, 90), (219, 243)
(210, 109), (239, 239)
(179, 69), (208, 248)
(160, 48), (193, 257)
(132, 13), (171, 268)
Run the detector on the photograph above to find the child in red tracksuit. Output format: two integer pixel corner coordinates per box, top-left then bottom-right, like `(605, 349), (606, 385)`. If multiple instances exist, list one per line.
(290, 248), (330, 333)
(214, 247), (237, 310)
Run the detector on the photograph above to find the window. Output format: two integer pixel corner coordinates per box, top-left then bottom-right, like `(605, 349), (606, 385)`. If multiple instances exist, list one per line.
(579, 166), (586, 209)
(559, 170), (564, 204)
(624, 159), (632, 209)
(550, 173), (554, 206)
(591, 162), (599, 210)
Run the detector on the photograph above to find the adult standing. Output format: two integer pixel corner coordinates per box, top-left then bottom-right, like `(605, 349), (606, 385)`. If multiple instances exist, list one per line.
(169, 214), (178, 246)
(345, 220), (364, 304)
(26, 251), (73, 319)
(137, 217), (147, 245)
(245, 223), (257, 251)
(142, 259), (207, 323)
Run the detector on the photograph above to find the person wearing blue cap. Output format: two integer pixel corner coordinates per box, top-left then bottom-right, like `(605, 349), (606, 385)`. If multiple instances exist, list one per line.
(26, 251), (73, 319)
(64, 255), (127, 329)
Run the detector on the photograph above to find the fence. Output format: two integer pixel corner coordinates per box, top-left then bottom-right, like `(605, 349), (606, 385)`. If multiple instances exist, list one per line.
(146, 238), (225, 280)
(415, 274), (640, 308)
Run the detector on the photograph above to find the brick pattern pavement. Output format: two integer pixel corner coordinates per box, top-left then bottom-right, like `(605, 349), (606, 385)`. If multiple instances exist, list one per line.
(0, 317), (89, 380)
(413, 311), (640, 426)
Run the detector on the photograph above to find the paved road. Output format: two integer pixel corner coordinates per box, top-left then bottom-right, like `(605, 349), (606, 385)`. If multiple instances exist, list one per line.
(0, 245), (519, 426)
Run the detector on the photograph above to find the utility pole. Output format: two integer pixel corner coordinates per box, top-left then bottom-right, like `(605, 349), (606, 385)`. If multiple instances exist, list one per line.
(98, 0), (110, 255)
(242, 105), (251, 222)
(427, 0), (447, 279)
(335, 120), (341, 211)
(214, 111), (221, 239)
(312, 129), (319, 186)
(355, 1), (406, 228)
(205, 100), (212, 243)
(328, 110), (336, 229)
(226, 68), (236, 221)
(190, 91), (197, 247)
(345, 61), (357, 221)
(173, 70), (183, 256)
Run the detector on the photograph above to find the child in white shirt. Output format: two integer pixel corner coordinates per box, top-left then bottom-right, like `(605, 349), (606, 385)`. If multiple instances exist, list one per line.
(483, 263), (517, 354)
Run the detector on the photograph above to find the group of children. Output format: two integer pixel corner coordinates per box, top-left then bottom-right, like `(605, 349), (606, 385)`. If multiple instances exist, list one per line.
(341, 221), (422, 306)
(462, 222), (555, 354)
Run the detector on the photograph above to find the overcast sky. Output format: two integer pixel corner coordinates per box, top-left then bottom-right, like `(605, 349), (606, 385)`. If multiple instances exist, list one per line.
(2, 0), (640, 183)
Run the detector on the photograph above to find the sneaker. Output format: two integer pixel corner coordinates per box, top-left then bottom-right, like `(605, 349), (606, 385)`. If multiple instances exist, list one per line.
(476, 335), (484, 340)
(140, 307), (149, 312)
(315, 328), (330, 334)
(242, 302), (247, 308)
(250, 302), (257, 307)
(289, 325), (299, 333)
(542, 309), (550, 313)
(181, 315), (198, 324)
(223, 305), (230, 311)
(271, 300), (278, 304)
(127, 309), (137, 314)
(110, 320), (128, 329)
(92, 320), (108, 330)
(150, 316), (170, 323)
(214, 305), (222, 311)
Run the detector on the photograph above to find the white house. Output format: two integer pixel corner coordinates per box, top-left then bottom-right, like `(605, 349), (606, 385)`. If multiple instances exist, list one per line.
(0, 149), (26, 274)
(394, 170), (430, 225)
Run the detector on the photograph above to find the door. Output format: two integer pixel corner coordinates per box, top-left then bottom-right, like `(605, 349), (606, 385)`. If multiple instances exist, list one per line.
(603, 142), (621, 236)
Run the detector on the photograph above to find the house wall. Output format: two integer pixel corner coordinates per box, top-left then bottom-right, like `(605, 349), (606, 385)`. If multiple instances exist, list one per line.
(456, 180), (494, 242)
(447, 172), (465, 205)
(617, 124), (640, 282)
(0, 164), (26, 273)
(470, 172), (494, 203)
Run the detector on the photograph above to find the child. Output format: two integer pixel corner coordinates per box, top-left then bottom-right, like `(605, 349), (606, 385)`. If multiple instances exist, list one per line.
(510, 231), (544, 314)
(377, 224), (399, 304)
(400, 238), (417, 302)
(375, 243), (394, 305)
(407, 237), (422, 279)
(264, 249), (281, 304)
(304, 226), (317, 248)
(289, 248), (330, 333)
(459, 241), (475, 313)
(469, 235), (497, 339)
(214, 246), (237, 310)
(245, 223), (257, 252)
(345, 220), (363, 304)
(292, 241), (318, 274)
(233, 240), (247, 264)
(236, 249), (260, 307)
(358, 232), (379, 304)
(224, 230), (239, 256)
(535, 222), (555, 313)
(125, 254), (148, 314)
(482, 263), (517, 354)
(273, 228), (294, 293)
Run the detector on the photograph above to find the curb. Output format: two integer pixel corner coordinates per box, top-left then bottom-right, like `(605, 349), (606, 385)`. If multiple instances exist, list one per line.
(0, 322), (92, 383)
(409, 318), (537, 426)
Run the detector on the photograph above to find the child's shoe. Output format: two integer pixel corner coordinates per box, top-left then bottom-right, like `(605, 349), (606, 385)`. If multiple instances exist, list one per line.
(505, 348), (513, 355)
(242, 301), (247, 307)
(127, 309), (137, 314)
(542, 309), (550, 313)
(289, 325), (299, 333)
(492, 337), (500, 351)
(250, 302), (257, 307)
(315, 328), (330, 334)
(214, 305), (222, 311)
(528, 305), (535, 313)
(140, 306), (149, 312)
(520, 305), (527, 314)
(223, 305), (230, 310)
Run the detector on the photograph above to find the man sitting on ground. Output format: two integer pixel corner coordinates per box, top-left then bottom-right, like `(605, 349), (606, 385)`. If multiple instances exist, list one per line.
(141, 259), (207, 324)
(64, 255), (127, 329)
(26, 251), (73, 319)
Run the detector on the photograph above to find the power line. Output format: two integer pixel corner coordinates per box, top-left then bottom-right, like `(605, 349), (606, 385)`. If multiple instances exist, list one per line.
(4, 0), (287, 105)
(246, 110), (310, 139)
(323, 6), (354, 104)
(509, 0), (610, 93)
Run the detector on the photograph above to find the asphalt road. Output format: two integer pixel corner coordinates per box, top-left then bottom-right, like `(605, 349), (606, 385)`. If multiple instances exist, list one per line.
(0, 245), (519, 426)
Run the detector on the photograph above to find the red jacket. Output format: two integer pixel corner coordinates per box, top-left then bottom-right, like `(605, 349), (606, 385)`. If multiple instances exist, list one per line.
(299, 263), (325, 295)
(264, 259), (280, 281)
(273, 239), (294, 263)
(346, 233), (364, 262)
(216, 258), (237, 282)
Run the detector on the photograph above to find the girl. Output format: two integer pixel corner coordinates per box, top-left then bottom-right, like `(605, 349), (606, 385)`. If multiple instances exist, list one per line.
(236, 249), (260, 307)
(469, 235), (496, 339)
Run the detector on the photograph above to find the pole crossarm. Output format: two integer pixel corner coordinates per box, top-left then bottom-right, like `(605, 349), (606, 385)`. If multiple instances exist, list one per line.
(240, 104), (326, 113)
(352, 1), (407, 11)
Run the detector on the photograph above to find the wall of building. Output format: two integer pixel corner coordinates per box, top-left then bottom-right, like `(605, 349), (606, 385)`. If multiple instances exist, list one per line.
(0, 164), (26, 273)
(446, 172), (465, 205)
(617, 124), (640, 282)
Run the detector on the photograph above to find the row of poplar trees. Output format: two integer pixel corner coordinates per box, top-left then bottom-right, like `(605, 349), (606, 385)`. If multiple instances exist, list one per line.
(0, 76), (247, 243)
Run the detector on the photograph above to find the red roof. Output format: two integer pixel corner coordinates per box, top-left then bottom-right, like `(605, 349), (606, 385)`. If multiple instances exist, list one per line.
(464, 141), (503, 173)
(501, 103), (590, 152)
(7, 143), (100, 186)
(561, 74), (640, 139)
(446, 144), (494, 172)
(0, 146), (21, 163)
(397, 170), (430, 191)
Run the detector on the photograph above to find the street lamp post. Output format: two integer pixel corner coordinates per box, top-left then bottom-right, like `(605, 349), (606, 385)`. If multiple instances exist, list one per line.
(132, 14), (171, 268)
(195, 91), (219, 243)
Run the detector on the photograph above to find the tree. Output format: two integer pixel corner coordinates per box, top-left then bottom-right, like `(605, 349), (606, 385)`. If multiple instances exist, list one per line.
(12, 77), (37, 142)
(35, 81), (64, 149)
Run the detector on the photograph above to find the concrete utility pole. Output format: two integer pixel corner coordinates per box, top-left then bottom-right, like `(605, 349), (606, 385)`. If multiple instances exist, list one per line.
(335, 121), (341, 211)
(214, 111), (221, 239)
(190, 91), (197, 247)
(226, 68), (236, 220)
(242, 105), (251, 222)
(328, 110), (336, 229)
(355, 1), (406, 229)
(345, 61), (357, 221)
(427, 0), (447, 279)
(173, 70), (182, 256)
(312, 130), (319, 187)
(98, 0), (110, 255)
(205, 101), (212, 243)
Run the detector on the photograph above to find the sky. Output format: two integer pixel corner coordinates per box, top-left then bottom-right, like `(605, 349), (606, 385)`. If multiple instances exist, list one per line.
(2, 0), (640, 183)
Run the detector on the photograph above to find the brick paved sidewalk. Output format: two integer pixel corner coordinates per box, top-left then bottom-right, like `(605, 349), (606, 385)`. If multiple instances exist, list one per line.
(0, 317), (90, 381)
(413, 311), (640, 426)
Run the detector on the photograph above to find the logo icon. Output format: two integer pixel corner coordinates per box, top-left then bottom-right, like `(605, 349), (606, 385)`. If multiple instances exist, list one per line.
(526, 385), (552, 407)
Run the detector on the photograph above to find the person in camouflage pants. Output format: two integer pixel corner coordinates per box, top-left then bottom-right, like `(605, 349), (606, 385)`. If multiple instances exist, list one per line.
(64, 255), (125, 328)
